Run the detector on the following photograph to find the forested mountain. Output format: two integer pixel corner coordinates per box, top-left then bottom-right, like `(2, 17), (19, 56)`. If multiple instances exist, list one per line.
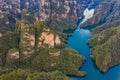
(0, 0), (116, 33)
(0, 20), (86, 79)
(81, 0), (120, 27)
(0, 0), (120, 80)
(86, 0), (120, 73)
(88, 27), (120, 72)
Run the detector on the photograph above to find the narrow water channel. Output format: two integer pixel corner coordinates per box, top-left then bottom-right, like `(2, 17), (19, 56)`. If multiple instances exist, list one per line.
(67, 8), (120, 80)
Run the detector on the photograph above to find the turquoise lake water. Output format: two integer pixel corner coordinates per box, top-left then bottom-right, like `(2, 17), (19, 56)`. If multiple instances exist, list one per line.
(67, 8), (120, 80)
(67, 27), (120, 80)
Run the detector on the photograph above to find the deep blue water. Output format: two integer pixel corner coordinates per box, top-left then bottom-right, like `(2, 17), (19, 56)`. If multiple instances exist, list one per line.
(67, 27), (120, 80)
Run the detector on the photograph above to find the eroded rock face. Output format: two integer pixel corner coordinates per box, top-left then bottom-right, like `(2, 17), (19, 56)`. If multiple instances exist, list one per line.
(37, 29), (61, 48)
(7, 48), (19, 60)
(39, 0), (90, 31)
(19, 22), (35, 58)
(39, 32), (55, 48)
(20, 0), (40, 13)
(16, 20), (63, 58)
(1, 0), (111, 32)
(39, 0), (72, 21)
(0, 0), (21, 33)
(39, 0), (51, 22)
(55, 35), (61, 45)
(1, 0), (120, 33)
(0, 33), (2, 37)
(0, 0), (90, 32)
(81, 0), (120, 27)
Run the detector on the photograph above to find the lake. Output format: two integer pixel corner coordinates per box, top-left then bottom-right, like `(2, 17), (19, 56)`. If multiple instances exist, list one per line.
(67, 8), (120, 80)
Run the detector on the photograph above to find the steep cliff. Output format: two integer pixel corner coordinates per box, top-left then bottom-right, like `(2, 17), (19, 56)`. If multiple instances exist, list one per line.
(81, 0), (120, 27)
(0, 0), (97, 33)
(0, 0), (21, 33)
(1, 0), (120, 32)
(38, 0), (90, 31)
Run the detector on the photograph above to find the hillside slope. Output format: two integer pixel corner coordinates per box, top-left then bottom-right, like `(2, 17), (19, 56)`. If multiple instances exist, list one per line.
(0, 0), (107, 33)
(88, 27), (120, 72)
(0, 20), (86, 79)
(81, 0), (120, 27)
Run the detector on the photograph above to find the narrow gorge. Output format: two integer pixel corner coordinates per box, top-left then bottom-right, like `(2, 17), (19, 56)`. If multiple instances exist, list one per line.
(0, 0), (120, 80)
(67, 8), (120, 80)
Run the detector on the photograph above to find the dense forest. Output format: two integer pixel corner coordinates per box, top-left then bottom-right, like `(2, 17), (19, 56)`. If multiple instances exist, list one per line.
(88, 25), (120, 72)
(0, 20), (86, 79)
(0, 0), (120, 80)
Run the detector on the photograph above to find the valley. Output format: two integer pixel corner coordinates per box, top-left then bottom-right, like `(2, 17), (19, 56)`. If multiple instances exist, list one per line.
(0, 0), (120, 80)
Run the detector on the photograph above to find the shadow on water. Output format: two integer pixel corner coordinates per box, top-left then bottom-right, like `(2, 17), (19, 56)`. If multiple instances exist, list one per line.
(63, 19), (83, 34)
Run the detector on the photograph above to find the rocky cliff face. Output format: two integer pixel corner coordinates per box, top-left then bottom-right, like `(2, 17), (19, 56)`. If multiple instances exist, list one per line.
(0, 0), (95, 33)
(1, 0), (120, 32)
(0, 0), (21, 33)
(81, 0), (120, 27)
(39, 0), (92, 31)
(19, 21), (35, 58)
(15, 20), (65, 59)
(20, 0), (40, 14)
